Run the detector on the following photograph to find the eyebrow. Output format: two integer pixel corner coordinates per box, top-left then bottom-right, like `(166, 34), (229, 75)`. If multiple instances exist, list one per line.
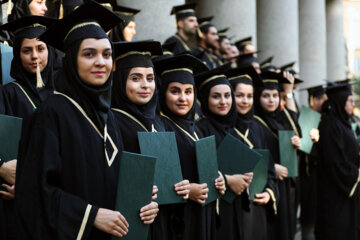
(81, 47), (112, 51)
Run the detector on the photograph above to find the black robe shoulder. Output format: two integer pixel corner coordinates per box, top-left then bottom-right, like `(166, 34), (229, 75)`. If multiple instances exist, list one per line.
(15, 94), (123, 240)
(163, 33), (191, 55)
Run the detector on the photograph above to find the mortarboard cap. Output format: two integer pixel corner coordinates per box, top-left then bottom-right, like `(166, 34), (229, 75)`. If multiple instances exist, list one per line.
(261, 70), (290, 89)
(170, 3), (196, 21)
(306, 85), (326, 98)
(236, 52), (259, 68)
(112, 5), (140, 25)
(195, 63), (231, 91)
(226, 65), (263, 88)
(154, 54), (208, 85)
(114, 40), (163, 70)
(0, 16), (58, 40)
(218, 27), (229, 37)
(280, 61), (296, 72)
(39, 0), (124, 52)
(326, 83), (352, 97)
(235, 36), (252, 50)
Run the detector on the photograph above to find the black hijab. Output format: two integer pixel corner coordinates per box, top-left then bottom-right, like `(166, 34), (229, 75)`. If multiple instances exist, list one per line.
(8, 0), (32, 22)
(111, 67), (159, 130)
(55, 39), (112, 131)
(322, 84), (353, 128)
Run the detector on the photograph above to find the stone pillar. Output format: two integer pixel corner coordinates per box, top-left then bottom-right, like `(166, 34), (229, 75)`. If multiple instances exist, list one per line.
(194, 0), (257, 47)
(326, 0), (346, 80)
(117, 0), (184, 42)
(256, 0), (299, 70)
(299, 0), (327, 106)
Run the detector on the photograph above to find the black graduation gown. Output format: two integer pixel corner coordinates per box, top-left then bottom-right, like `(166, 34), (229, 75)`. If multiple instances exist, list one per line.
(235, 119), (279, 240)
(163, 33), (192, 55)
(254, 112), (297, 240)
(3, 81), (44, 118)
(315, 114), (360, 240)
(197, 117), (247, 240)
(191, 47), (223, 70)
(161, 115), (217, 240)
(0, 86), (5, 114)
(15, 94), (123, 240)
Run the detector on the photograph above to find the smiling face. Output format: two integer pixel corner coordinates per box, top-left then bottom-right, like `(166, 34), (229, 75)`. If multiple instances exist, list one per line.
(20, 38), (48, 74)
(165, 82), (194, 116)
(260, 89), (280, 112)
(234, 83), (254, 115)
(77, 38), (113, 87)
(208, 84), (232, 116)
(125, 67), (155, 105)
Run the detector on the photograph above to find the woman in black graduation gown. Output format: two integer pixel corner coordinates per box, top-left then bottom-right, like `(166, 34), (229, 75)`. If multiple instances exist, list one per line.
(315, 84), (360, 240)
(15, 2), (159, 239)
(195, 65), (253, 240)
(110, 5), (140, 42)
(111, 40), (190, 240)
(8, 0), (48, 21)
(1, 16), (58, 119)
(155, 54), (225, 240)
(253, 71), (301, 240)
(226, 66), (278, 240)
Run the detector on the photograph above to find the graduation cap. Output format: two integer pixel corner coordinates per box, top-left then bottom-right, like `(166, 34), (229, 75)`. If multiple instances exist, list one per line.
(0, 16), (58, 40)
(235, 36), (252, 50)
(261, 70), (290, 89)
(114, 40), (163, 70)
(112, 5), (140, 25)
(195, 63), (231, 91)
(226, 65), (263, 88)
(306, 85), (326, 98)
(326, 83), (352, 98)
(280, 61), (296, 72)
(260, 56), (277, 70)
(170, 3), (196, 21)
(198, 16), (214, 29)
(154, 54), (208, 85)
(61, 0), (84, 6)
(218, 27), (229, 37)
(236, 53), (259, 68)
(39, 0), (124, 52)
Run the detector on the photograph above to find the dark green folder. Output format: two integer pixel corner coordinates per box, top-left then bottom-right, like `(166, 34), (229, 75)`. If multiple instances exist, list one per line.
(249, 150), (269, 200)
(138, 132), (185, 205)
(112, 151), (156, 240)
(279, 130), (298, 177)
(352, 123), (358, 133)
(217, 134), (261, 203)
(298, 106), (321, 154)
(195, 136), (220, 205)
(1, 43), (14, 85)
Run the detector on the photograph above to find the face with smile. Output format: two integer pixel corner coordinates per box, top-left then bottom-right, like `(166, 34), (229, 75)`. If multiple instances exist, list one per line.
(29, 0), (47, 16)
(126, 67), (155, 105)
(77, 38), (113, 87)
(123, 21), (136, 42)
(260, 89), (280, 113)
(208, 84), (232, 116)
(234, 83), (254, 115)
(166, 82), (194, 116)
(20, 38), (48, 74)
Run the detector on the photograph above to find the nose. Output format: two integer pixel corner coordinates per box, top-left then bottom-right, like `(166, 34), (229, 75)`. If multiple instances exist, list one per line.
(32, 49), (39, 59)
(43, 3), (48, 11)
(95, 54), (106, 66)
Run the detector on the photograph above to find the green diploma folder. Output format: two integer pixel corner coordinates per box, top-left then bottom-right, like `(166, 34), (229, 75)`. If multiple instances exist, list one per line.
(0, 114), (22, 163)
(1, 43), (14, 85)
(113, 151), (156, 240)
(217, 134), (261, 203)
(138, 132), (185, 205)
(249, 150), (269, 200)
(298, 106), (321, 154)
(195, 136), (220, 205)
(279, 130), (298, 177)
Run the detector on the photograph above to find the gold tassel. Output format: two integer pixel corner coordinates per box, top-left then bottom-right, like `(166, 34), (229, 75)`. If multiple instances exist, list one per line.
(7, 0), (12, 15)
(36, 60), (44, 88)
(197, 27), (203, 39)
(59, 0), (64, 19)
(309, 95), (314, 107)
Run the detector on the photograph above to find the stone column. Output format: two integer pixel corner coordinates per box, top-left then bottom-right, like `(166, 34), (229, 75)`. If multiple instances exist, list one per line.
(299, 0), (327, 106)
(194, 0), (257, 47)
(117, 0), (184, 42)
(256, 0), (299, 69)
(326, 0), (346, 80)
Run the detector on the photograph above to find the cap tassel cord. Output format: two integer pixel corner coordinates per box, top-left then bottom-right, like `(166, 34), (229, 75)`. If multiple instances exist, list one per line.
(59, 0), (64, 19)
(7, 0), (12, 15)
(36, 60), (44, 88)
(197, 27), (203, 39)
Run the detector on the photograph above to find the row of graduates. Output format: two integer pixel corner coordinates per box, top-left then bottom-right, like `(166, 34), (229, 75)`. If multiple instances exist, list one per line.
(0, 1), (359, 240)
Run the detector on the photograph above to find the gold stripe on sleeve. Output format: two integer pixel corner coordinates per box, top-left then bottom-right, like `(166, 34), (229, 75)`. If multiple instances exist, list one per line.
(76, 204), (92, 240)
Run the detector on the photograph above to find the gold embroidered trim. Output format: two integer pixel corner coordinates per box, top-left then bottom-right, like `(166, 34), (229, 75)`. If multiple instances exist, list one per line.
(100, 3), (112, 8)
(112, 108), (149, 132)
(11, 82), (37, 109)
(263, 79), (278, 84)
(176, 9), (195, 15)
(234, 127), (254, 149)
(198, 75), (226, 90)
(14, 23), (46, 34)
(114, 11), (134, 16)
(173, 34), (191, 51)
(76, 204), (92, 240)
(265, 188), (277, 215)
(160, 113), (199, 142)
(253, 115), (278, 139)
(115, 51), (151, 62)
(199, 21), (210, 27)
(349, 169), (360, 198)
(161, 68), (193, 76)
(228, 74), (252, 82)
(283, 108), (300, 137)
(64, 22), (101, 41)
